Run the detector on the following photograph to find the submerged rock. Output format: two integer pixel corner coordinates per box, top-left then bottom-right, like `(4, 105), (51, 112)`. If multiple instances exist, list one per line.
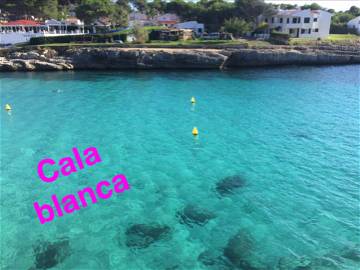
(198, 249), (232, 269)
(177, 205), (216, 227)
(293, 133), (312, 140)
(198, 250), (219, 266)
(216, 175), (246, 196)
(33, 238), (70, 269)
(341, 246), (360, 262)
(277, 256), (312, 270)
(312, 256), (341, 269)
(125, 223), (171, 249)
(223, 230), (260, 269)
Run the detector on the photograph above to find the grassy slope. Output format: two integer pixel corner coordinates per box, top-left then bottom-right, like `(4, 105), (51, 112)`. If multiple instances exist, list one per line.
(18, 32), (359, 49)
(290, 34), (360, 45)
(117, 26), (166, 34)
(28, 39), (271, 48)
(327, 34), (359, 40)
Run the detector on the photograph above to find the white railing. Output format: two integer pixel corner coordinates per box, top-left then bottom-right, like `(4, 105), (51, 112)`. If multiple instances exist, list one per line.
(0, 30), (86, 45)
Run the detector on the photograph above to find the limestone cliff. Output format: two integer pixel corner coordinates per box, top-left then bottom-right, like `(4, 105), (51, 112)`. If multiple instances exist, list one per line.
(0, 45), (359, 71)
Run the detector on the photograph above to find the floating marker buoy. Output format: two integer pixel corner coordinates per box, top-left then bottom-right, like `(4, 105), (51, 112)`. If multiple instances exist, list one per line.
(191, 97), (196, 104)
(192, 127), (198, 136)
(5, 104), (11, 111)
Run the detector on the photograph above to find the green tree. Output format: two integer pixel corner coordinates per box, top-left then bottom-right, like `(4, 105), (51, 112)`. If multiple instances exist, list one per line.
(131, 23), (148, 43)
(330, 6), (360, 34)
(110, 3), (129, 27)
(235, 0), (274, 23)
(198, 0), (236, 32)
(130, 0), (148, 13)
(165, 0), (193, 18)
(222, 17), (251, 37)
(116, 0), (131, 13)
(301, 3), (322, 10)
(148, 0), (166, 15)
(349, 6), (360, 16)
(37, 0), (59, 19)
(0, 0), (36, 18)
(58, 4), (70, 20)
(279, 4), (297, 10)
(332, 12), (354, 24)
(75, 0), (112, 24)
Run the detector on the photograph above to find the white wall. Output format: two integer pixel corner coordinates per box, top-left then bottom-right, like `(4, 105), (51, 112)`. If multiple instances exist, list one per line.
(347, 16), (360, 34)
(0, 31), (84, 45)
(0, 32), (42, 44)
(174, 21), (204, 36)
(317, 11), (331, 38)
(262, 9), (331, 39)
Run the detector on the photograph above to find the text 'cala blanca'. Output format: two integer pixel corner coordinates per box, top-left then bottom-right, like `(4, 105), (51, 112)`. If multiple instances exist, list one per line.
(34, 146), (130, 224)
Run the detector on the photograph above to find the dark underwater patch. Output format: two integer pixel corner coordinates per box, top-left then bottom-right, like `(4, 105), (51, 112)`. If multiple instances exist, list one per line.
(177, 205), (216, 227)
(216, 175), (246, 196)
(293, 133), (312, 140)
(277, 256), (312, 270)
(198, 250), (219, 266)
(341, 246), (360, 262)
(198, 249), (233, 269)
(33, 238), (70, 269)
(223, 230), (260, 269)
(125, 223), (171, 249)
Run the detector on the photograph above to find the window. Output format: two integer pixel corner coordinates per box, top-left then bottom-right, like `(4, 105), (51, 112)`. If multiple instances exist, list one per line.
(280, 18), (283, 23)
(287, 18), (290, 23)
(271, 17), (274, 23)
(301, 29), (305, 34)
(292, 18), (297, 23)
(308, 29), (311, 34)
(298, 18), (301, 23)
(313, 18), (318, 22)
(315, 28), (319, 32)
(265, 18), (268, 23)
(304, 17), (310, 23)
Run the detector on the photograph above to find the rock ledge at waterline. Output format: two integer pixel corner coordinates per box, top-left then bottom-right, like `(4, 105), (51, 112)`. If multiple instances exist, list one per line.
(1, 45), (359, 71)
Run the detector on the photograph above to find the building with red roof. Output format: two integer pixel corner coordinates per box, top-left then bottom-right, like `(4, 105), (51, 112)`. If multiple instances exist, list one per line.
(2, 20), (41, 26)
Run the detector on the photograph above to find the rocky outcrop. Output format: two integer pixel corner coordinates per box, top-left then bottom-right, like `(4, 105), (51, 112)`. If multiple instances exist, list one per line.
(67, 48), (228, 69)
(32, 238), (71, 269)
(227, 48), (360, 66)
(216, 175), (246, 196)
(0, 45), (359, 71)
(124, 223), (171, 249)
(0, 48), (73, 71)
(177, 204), (216, 226)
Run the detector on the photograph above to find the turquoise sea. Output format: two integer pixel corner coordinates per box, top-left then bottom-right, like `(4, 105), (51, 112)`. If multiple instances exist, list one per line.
(0, 65), (359, 270)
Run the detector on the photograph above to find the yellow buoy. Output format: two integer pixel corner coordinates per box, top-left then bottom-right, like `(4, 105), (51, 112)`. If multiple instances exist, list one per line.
(5, 104), (11, 111)
(192, 127), (198, 136)
(191, 97), (196, 104)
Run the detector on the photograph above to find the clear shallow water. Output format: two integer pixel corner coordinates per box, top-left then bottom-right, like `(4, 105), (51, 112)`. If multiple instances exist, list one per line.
(0, 66), (359, 270)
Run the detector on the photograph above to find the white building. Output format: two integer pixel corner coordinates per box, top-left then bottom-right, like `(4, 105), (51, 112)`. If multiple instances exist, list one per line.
(260, 9), (332, 38)
(0, 19), (85, 45)
(174, 21), (204, 36)
(347, 16), (360, 34)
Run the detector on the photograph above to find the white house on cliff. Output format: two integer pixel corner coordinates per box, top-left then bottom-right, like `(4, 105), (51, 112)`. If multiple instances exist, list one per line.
(259, 9), (332, 38)
(347, 16), (360, 34)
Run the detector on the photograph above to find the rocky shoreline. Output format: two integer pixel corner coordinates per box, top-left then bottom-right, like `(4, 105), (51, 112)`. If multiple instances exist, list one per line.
(0, 45), (359, 71)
